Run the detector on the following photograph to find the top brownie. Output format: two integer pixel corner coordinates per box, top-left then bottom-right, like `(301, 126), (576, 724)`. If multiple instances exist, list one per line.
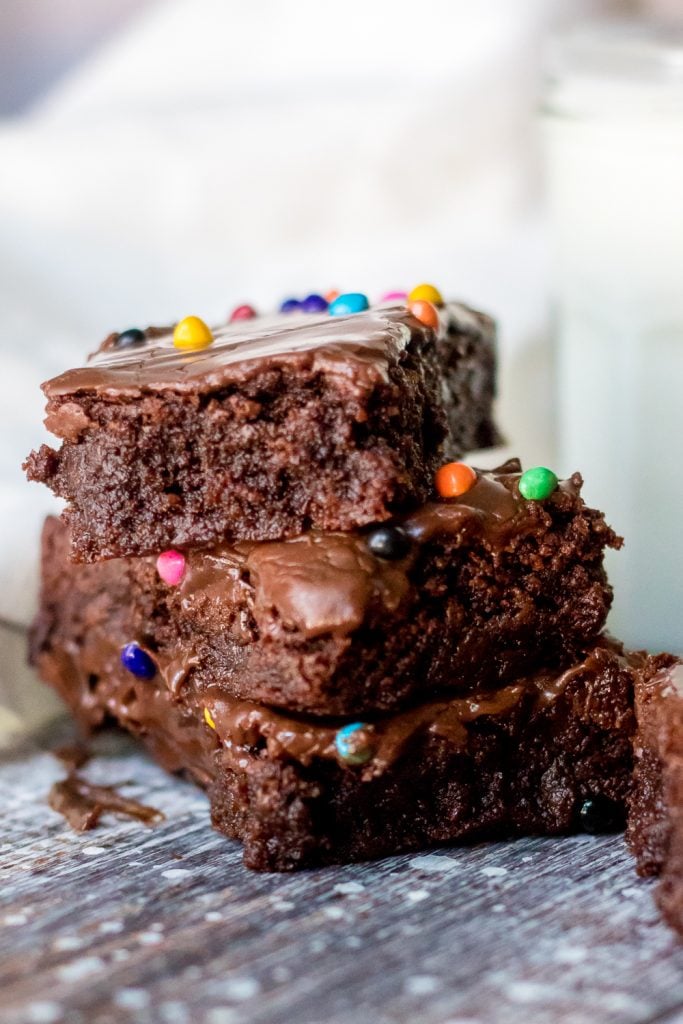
(25, 301), (498, 561)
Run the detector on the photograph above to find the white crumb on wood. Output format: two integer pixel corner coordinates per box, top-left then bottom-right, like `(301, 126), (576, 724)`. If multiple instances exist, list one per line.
(406, 888), (430, 903)
(409, 854), (459, 873)
(405, 975), (442, 996)
(56, 957), (105, 982)
(333, 881), (365, 895)
(25, 1002), (63, 1024)
(114, 989), (151, 1010)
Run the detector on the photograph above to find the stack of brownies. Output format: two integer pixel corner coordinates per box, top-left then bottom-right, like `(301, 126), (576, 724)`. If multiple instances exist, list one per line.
(24, 287), (680, 898)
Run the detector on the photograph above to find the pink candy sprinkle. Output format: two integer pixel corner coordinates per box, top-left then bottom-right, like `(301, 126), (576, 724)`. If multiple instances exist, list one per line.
(380, 290), (408, 302)
(156, 549), (186, 587)
(229, 304), (256, 322)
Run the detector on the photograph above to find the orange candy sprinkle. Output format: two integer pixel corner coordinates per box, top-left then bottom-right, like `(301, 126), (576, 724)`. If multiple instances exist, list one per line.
(408, 299), (439, 331)
(325, 289), (340, 303)
(435, 462), (477, 499)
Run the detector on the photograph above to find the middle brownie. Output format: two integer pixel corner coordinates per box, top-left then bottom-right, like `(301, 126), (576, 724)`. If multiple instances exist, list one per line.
(35, 459), (621, 716)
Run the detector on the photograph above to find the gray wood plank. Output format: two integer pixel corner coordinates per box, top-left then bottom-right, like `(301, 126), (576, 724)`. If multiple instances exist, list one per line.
(2, 719), (683, 1024)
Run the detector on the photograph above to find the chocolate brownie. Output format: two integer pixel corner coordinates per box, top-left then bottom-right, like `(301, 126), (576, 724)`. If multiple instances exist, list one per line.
(24, 302), (499, 561)
(32, 603), (637, 869)
(627, 656), (683, 935)
(32, 460), (621, 716)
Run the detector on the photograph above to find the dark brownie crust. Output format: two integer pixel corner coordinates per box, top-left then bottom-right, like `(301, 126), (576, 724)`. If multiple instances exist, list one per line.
(25, 303), (498, 561)
(33, 584), (637, 870)
(627, 657), (683, 934)
(32, 461), (621, 716)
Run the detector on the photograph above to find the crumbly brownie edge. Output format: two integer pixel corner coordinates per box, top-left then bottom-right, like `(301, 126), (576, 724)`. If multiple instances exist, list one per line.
(25, 304), (498, 561)
(627, 658), (683, 935)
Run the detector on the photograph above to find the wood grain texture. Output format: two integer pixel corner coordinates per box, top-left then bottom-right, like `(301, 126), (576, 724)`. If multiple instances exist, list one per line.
(3, 719), (683, 1023)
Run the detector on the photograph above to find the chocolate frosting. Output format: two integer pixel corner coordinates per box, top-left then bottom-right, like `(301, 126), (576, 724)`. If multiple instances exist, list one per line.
(206, 684), (527, 780)
(42, 303), (472, 398)
(244, 534), (410, 640)
(172, 460), (583, 642)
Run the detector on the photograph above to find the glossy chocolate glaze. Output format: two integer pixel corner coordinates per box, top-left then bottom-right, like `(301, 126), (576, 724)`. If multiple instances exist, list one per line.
(43, 303), (482, 398)
(206, 684), (527, 780)
(173, 460), (583, 642)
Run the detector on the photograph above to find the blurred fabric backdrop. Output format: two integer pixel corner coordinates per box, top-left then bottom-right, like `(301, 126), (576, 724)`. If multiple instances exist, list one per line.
(0, 0), (671, 630)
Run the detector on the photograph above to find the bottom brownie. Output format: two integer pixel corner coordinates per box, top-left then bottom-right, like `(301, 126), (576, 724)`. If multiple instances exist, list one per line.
(627, 655), (683, 934)
(35, 599), (640, 868)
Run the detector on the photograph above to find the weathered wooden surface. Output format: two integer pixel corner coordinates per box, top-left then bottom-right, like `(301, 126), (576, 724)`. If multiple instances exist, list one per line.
(3, 646), (683, 1023)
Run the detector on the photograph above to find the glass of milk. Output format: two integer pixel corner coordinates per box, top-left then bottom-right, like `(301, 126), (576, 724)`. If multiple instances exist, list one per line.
(543, 21), (683, 653)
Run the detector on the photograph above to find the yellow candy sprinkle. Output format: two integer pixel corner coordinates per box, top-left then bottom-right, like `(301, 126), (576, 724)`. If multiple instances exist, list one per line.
(408, 283), (444, 307)
(204, 707), (216, 730)
(173, 316), (213, 351)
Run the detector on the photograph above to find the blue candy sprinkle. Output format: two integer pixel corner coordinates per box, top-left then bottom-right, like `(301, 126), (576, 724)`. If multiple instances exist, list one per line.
(279, 298), (302, 314)
(335, 722), (374, 765)
(301, 293), (328, 313)
(120, 642), (157, 680)
(328, 292), (370, 317)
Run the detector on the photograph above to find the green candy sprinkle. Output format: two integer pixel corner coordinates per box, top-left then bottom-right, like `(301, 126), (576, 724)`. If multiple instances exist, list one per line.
(519, 466), (558, 501)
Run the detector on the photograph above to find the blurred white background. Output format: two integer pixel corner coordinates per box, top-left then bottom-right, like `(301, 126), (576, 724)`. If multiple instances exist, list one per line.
(0, 0), (674, 634)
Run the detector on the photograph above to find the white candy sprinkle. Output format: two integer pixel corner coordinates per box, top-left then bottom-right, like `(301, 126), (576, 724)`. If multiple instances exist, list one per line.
(481, 866), (508, 878)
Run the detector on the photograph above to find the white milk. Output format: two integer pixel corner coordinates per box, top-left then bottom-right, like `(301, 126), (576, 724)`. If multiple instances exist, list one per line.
(544, 23), (683, 653)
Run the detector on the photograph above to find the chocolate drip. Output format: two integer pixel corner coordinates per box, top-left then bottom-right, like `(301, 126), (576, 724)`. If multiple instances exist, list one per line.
(49, 773), (164, 832)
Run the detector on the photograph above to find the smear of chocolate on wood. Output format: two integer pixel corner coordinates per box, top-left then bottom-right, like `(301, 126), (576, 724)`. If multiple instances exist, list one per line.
(52, 743), (90, 771)
(49, 773), (164, 832)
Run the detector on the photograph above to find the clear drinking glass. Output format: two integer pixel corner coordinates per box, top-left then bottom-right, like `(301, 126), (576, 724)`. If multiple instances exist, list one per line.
(543, 21), (683, 653)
